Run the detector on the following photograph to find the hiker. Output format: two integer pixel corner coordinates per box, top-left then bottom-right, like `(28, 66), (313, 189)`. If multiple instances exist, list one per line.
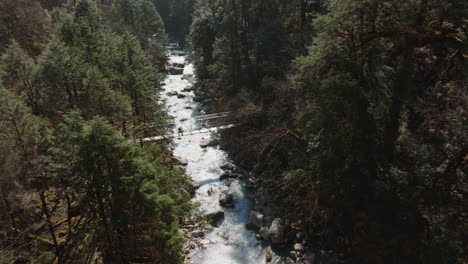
(178, 127), (183, 136)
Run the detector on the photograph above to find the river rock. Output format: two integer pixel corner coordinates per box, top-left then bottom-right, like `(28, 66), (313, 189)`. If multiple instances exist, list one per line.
(171, 62), (185, 68)
(187, 180), (200, 195)
(171, 156), (188, 166)
(220, 163), (235, 171)
(166, 91), (178, 96)
(177, 93), (186, 99)
(246, 211), (264, 230)
(182, 87), (193, 92)
(200, 138), (219, 148)
(207, 188), (214, 196)
(290, 251), (298, 260)
(302, 252), (316, 264)
(294, 243), (305, 252)
(219, 192), (234, 208)
(219, 170), (239, 180)
(259, 226), (270, 240)
(269, 218), (286, 244)
(181, 73), (193, 80)
(190, 231), (205, 238)
(168, 66), (184, 75)
(206, 210), (224, 223)
(173, 165), (185, 170)
(266, 251), (273, 262)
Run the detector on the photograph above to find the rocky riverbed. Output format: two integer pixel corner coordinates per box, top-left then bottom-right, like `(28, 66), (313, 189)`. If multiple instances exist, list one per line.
(162, 53), (335, 264)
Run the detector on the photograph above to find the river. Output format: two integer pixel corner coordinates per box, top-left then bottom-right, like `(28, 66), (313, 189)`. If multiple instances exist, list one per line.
(161, 54), (270, 264)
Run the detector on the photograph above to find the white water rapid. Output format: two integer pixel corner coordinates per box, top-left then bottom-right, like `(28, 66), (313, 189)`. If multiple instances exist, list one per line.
(162, 54), (270, 264)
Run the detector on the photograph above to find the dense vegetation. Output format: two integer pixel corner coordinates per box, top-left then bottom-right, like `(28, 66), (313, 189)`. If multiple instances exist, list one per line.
(1, 0), (466, 263)
(188, 0), (467, 263)
(153, 0), (195, 45)
(0, 0), (191, 263)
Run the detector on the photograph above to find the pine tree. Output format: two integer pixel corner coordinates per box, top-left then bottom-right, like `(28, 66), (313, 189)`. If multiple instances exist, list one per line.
(1, 41), (41, 114)
(49, 111), (190, 263)
(114, 0), (167, 48)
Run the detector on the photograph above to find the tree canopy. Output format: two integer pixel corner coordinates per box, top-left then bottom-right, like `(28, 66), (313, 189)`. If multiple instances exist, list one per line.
(0, 0), (190, 263)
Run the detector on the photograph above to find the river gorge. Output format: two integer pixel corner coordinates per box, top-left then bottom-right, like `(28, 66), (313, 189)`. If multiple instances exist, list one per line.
(162, 54), (270, 264)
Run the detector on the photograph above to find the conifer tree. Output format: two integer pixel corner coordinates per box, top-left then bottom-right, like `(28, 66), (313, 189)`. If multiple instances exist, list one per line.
(49, 111), (190, 263)
(1, 41), (41, 114)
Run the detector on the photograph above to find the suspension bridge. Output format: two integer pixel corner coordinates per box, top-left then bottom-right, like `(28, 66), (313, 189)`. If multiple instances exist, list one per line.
(142, 112), (234, 142)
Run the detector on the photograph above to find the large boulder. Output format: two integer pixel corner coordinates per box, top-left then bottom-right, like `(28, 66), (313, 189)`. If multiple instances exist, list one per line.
(200, 138), (219, 148)
(168, 66), (184, 75)
(269, 218), (286, 244)
(246, 211), (264, 230)
(206, 210), (224, 224)
(219, 192), (234, 208)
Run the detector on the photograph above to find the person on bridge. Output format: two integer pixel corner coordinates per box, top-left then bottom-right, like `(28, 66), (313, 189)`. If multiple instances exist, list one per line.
(178, 127), (184, 136)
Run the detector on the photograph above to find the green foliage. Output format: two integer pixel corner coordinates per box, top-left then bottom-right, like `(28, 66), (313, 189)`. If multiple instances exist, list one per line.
(0, 0), (52, 56)
(153, 0), (195, 45)
(292, 0), (467, 204)
(0, 0), (187, 262)
(49, 111), (190, 263)
(0, 41), (41, 114)
(35, 0), (167, 136)
(114, 0), (167, 47)
(189, 0), (314, 96)
(0, 86), (50, 189)
(191, 0), (467, 263)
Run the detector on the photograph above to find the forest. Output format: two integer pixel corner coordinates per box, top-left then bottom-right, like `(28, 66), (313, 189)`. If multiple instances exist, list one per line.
(0, 0), (466, 264)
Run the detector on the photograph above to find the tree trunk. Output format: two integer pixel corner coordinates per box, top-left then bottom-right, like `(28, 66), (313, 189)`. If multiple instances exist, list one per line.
(65, 192), (72, 235)
(39, 190), (63, 264)
(384, 38), (414, 162)
(94, 188), (117, 263)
